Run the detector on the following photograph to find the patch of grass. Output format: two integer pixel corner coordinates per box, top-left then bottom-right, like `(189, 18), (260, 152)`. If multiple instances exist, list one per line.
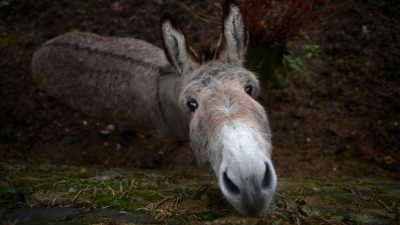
(172, 188), (185, 193)
(305, 44), (321, 58)
(0, 186), (27, 207)
(283, 54), (302, 73)
(0, 35), (17, 49)
(126, 201), (145, 213)
(93, 197), (130, 209)
(130, 190), (164, 202)
(200, 211), (220, 221)
(103, 177), (114, 187)
(64, 171), (94, 179)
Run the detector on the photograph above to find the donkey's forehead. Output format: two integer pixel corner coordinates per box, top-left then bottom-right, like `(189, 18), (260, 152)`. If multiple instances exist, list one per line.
(184, 62), (258, 88)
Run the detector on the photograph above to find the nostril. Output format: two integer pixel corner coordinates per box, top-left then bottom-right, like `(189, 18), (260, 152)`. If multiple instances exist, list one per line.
(223, 171), (240, 195)
(262, 163), (271, 189)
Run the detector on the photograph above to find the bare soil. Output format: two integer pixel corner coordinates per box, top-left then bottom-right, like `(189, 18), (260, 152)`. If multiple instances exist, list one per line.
(0, 0), (399, 179)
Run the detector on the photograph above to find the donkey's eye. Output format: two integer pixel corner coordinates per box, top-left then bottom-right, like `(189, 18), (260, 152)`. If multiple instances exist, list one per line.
(186, 100), (198, 112)
(245, 85), (253, 96)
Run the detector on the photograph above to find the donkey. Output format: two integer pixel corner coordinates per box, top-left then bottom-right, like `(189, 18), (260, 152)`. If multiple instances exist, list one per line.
(32, 0), (277, 215)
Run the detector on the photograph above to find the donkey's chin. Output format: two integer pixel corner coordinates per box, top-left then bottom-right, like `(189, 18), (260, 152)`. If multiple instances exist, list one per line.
(218, 158), (277, 215)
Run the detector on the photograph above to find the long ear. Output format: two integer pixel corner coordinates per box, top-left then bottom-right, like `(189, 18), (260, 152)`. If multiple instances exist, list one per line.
(215, 0), (248, 66)
(160, 10), (200, 76)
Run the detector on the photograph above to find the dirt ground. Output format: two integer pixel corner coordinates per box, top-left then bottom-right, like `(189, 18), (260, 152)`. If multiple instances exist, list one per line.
(0, 0), (399, 180)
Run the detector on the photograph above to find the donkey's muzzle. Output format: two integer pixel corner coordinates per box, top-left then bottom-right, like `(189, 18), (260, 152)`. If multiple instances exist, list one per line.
(219, 158), (277, 215)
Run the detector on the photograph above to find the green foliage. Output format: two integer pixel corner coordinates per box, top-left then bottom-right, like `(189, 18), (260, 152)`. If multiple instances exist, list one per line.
(200, 211), (220, 221)
(266, 80), (277, 89)
(104, 177), (114, 187)
(110, 197), (121, 207)
(64, 171), (93, 179)
(0, 185), (27, 207)
(283, 54), (302, 73)
(305, 44), (321, 58)
(64, 180), (74, 187)
(0, 35), (17, 49)
(298, 29), (311, 43)
(127, 202), (144, 213)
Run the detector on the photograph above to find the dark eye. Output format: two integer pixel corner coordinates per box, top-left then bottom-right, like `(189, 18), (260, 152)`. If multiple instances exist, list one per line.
(245, 84), (253, 95)
(186, 100), (198, 112)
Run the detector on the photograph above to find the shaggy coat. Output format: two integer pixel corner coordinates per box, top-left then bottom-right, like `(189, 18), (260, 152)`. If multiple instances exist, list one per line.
(32, 0), (277, 215)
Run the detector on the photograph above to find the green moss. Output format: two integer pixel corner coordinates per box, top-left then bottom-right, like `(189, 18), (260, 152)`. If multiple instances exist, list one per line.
(126, 201), (144, 213)
(93, 197), (129, 208)
(64, 171), (94, 179)
(103, 177), (114, 187)
(93, 197), (147, 212)
(133, 190), (164, 202)
(200, 211), (220, 221)
(14, 177), (63, 190)
(0, 35), (17, 48)
(172, 188), (185, 193)
(330, 212), (358, 224)
(0, 186), (27, 207)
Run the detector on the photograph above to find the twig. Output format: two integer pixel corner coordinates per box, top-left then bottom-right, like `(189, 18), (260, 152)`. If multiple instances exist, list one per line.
(119, 185), (132, 199)
(205, 0), (222, 14)
(180, 3), (221, 27)
(51, 194), (71, 206)
(33, 182), (48, 188)
(153, 197), (175, 210)
(71, 185), (91, 202)
(317, 215), (347, 225)
(107, 186), (115, 197)
(52, 180), (66, 187)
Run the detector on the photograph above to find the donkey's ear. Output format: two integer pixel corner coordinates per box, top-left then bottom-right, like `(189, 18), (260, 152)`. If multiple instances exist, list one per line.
(215, 0), (248, 66)
(160, 10), (200, 76)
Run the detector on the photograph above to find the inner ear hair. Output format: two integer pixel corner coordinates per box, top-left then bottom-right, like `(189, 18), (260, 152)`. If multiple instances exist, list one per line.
(159, 10), (200, 75)
(215, 0), (248, 65)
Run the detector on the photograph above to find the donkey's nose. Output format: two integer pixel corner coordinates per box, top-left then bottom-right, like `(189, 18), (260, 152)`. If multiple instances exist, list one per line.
(218, 158), (277, 215)
(222, 170), (240, 195)
(222, 162), (276, 195)
(262, 160), (275, 190)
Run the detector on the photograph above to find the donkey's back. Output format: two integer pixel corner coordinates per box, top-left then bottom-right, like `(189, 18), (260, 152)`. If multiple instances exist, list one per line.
(32, 32), (188, 140)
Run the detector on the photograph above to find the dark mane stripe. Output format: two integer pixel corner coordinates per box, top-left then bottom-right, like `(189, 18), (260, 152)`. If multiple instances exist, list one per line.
(45, 42), (160, 71)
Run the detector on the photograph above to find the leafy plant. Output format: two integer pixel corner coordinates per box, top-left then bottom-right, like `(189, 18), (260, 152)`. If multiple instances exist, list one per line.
(266, 80), (277, 89)
(283, 54), (302, 73)
(0, 186), (26, 207)
(64, 180), (74, 187)
(305, 44), (321, 58)
(200, 211), (220, 221)
(104, 177), (114, 186)
(110, 197), (121, 207)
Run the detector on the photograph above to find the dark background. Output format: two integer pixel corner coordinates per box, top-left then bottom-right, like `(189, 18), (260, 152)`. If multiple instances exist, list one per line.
(0, 0), (399, 179)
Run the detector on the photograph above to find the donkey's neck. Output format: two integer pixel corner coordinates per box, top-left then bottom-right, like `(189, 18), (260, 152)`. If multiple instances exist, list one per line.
(157, 67), (190, 141)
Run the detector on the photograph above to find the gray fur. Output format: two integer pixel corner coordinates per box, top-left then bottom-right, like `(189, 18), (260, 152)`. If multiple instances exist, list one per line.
(32, 0), (276, 215)
(32, 32), (189, 141)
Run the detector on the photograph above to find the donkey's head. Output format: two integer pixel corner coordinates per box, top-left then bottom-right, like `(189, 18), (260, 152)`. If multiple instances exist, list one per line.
(160, 0), (276, 215)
